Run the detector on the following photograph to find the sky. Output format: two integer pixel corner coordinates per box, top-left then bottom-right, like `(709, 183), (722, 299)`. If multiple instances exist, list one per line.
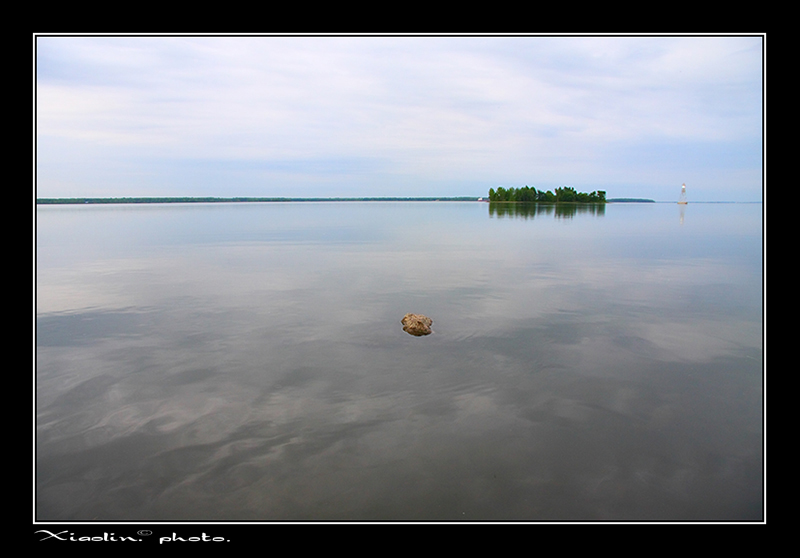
(35, 35), (764, 202)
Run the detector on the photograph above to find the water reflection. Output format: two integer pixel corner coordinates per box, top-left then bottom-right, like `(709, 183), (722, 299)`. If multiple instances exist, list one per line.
(488, 202), (606, 219)
(36, 202), (762, 521)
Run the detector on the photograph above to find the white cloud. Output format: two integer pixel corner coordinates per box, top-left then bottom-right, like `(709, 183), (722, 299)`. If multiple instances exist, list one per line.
(35, 35), (764, 200)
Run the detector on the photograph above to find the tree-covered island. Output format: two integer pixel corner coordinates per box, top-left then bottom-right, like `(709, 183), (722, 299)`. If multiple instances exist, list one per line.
(487, 186), (606, 203)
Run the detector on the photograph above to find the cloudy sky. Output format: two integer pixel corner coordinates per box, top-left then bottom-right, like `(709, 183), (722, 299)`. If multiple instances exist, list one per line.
(35, 35), (764, 201)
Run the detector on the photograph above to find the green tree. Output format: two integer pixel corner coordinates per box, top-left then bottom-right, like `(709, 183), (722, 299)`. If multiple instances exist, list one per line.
(487, 185), (604, 203)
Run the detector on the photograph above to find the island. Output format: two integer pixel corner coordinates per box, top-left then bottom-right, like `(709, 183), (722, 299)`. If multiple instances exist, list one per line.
(487, 186), (606, 203)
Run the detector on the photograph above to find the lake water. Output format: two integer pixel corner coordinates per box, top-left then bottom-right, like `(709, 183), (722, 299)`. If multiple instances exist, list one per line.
(35, 201), (763, 521)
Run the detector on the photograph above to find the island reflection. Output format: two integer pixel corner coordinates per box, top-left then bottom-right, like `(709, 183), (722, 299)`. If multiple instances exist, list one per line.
(488, 202), (606, 219)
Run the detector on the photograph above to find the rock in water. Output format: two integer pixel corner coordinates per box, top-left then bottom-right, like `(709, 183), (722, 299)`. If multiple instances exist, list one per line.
(401, 313), (433, 336)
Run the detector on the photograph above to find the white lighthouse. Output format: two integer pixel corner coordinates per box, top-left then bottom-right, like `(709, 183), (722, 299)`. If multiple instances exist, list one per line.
(678, 183), (688, 204)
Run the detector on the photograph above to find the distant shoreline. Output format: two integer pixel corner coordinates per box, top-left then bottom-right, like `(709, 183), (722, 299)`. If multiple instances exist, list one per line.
(35, 197), (761, 205)
(36, 197), (482, 205)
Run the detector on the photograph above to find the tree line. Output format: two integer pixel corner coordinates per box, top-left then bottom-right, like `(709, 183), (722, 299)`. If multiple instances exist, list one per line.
(36, 196), (482, 205)
(487, 186), (606, 203)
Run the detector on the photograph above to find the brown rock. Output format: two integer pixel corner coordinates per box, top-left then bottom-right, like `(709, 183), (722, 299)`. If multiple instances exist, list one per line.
(401, 313), (433, 336)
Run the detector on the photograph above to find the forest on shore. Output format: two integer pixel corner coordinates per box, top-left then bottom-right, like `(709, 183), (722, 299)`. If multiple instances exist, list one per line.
(488, 186), (606, 203)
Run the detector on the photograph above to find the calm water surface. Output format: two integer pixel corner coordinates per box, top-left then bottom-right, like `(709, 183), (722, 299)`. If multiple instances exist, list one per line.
(36, 202), (763, 520)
